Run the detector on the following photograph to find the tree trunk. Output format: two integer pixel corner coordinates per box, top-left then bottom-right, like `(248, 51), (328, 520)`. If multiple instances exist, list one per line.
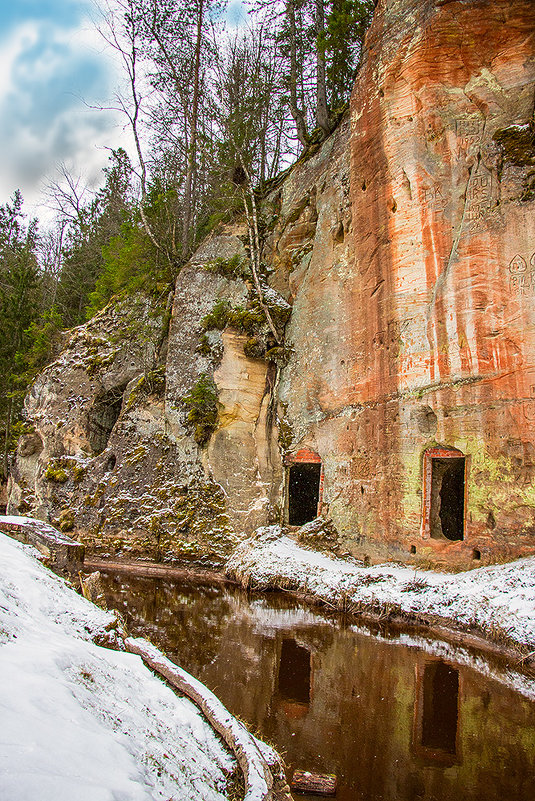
(182, 0), (204, 257)
(2, 395), (12, 480)
(315, 0), (330, 135)
(286, 0), (308, 146)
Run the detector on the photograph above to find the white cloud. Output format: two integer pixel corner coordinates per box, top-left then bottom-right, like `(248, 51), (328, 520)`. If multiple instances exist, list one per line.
(0, 13), (127, 223)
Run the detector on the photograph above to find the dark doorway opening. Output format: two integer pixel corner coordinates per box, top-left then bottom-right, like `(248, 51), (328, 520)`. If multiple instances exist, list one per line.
(421, 661), (459, 755)
(288, 463), (321, 526)
(278, 638), (311, 704)
(430, 457), (465, 541)
(87, 386), (126, 455)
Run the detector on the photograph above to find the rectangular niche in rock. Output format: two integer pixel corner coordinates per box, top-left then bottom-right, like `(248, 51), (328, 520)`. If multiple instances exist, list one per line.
(288, 463), (322, 526)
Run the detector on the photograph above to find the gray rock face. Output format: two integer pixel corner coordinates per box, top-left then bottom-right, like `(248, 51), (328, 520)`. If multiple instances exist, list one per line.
(7, 221), (289, 563)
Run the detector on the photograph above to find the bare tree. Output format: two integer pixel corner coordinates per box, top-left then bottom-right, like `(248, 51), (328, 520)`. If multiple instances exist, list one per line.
(95, 0), (162, 252)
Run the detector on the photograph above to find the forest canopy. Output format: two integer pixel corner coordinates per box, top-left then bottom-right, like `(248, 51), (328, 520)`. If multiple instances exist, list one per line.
(0, 0), (374, 478)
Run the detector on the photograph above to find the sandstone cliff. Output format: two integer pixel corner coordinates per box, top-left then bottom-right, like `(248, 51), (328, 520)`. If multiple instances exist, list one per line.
(8, 0), (535, 569)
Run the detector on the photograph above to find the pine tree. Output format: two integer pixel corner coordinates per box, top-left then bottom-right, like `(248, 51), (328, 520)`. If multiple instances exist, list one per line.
(0, 193), (41, 477)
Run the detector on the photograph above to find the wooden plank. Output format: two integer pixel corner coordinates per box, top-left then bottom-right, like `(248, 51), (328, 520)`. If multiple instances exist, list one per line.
(291, 770), (337, 796)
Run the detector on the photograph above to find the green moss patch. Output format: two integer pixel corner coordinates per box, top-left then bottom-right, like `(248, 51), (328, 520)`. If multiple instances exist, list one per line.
(181, 373), (220, 446)
(203, 254), (250, 281)
(200, 299), (266, 336)
(44, 457), (87, 484)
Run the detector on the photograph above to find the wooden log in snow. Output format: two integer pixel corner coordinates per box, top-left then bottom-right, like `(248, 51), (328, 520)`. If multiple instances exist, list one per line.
(125, 636), (289, 801)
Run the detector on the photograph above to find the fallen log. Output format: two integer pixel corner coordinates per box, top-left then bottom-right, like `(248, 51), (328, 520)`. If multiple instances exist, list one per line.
(291, 770), (337, 796)
(125, 636), (292, 801)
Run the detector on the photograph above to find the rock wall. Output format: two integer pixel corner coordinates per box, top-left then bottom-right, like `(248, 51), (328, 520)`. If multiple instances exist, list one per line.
(277, 0), (535, 566)
(8, 0), (535, 569)
(7, 294), (235, 564)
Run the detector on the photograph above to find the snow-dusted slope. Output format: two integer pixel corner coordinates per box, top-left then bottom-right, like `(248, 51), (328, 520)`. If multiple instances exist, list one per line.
(227, 527), (535, 650)
(0, 534), (234, 801)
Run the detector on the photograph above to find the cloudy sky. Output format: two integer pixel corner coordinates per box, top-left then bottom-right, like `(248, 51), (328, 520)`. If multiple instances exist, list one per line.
(0, 0), (246, 223)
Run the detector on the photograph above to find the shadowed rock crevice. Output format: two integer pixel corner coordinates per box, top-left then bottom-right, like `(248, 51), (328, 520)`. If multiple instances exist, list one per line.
(87, 385), (127, 455)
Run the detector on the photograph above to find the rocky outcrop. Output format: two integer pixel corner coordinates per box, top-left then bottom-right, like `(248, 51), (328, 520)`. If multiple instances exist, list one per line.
(271, 0), (535, 567)
(7, 294), (234, 563)
(8, 0), (535, 569)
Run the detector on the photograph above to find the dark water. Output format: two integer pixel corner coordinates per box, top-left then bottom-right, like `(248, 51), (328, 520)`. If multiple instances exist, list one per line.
(99, 572), (535, 801)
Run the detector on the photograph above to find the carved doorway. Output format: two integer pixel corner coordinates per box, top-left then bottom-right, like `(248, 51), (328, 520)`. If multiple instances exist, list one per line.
(285, 448), (323, 526)
(422, 447), (466, 541)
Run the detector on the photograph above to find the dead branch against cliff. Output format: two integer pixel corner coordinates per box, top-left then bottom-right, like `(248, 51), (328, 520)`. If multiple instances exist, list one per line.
(240, 182), (281, 344)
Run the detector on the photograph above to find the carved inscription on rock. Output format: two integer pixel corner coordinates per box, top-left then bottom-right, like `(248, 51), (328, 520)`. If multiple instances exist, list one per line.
(422, 183), (447, 212)
(509, 254), (535, 296)
(467, 169), (494, 228)
(456, 118), (484, 157)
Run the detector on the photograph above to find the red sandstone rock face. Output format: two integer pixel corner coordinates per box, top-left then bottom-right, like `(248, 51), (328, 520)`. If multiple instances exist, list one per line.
(279, 0), (535, 566)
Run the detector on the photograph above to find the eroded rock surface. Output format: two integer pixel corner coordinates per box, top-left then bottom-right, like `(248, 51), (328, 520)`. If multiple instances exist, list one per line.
(272, 0), (535, 567)
(8, 0), (535, 568)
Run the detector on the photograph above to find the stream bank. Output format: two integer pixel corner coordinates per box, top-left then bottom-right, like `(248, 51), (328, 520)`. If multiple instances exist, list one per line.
(0, 533), (289, 801)
(98, 567), (535, 801)
(225, 527), (535, 663)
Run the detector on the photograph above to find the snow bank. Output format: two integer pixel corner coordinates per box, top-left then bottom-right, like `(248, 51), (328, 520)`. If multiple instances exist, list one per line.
(0, 534), (234, 801)
(226, 526), (535, 650)
(125, 637), (277, 801)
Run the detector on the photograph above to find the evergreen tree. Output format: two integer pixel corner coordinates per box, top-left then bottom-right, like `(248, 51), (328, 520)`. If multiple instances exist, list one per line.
(55, 150), (133, 327)
(253, 0), (374, 142)
(325, 0), (374, 108)
(0, 193), (41, 477)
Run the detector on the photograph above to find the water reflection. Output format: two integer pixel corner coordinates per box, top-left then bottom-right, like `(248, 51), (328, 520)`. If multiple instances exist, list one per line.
(99, 572), (535, 801)
(278, 639), (312, 705)
(423, 662), (459, 754)
(414, 661), (459, 765)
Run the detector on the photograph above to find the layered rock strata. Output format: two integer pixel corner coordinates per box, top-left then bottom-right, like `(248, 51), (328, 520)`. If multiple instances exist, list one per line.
(273, 0), (535, 566)
(8, 0), (535, 568)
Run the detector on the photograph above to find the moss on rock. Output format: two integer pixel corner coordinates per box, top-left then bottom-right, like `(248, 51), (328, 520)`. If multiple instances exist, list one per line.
(181, 374), (220, 446)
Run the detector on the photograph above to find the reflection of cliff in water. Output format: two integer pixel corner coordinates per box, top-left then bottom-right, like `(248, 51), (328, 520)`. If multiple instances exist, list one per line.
(100, 573), (535, 801)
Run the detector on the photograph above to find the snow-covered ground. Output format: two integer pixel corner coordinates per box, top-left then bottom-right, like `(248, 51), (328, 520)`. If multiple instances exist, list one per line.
(0, 533), (235, 801)
(226, 526), (535, 652)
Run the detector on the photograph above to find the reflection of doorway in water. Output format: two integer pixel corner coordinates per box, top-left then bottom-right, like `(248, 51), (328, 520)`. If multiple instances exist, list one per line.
(278, 638), (311, 704)
(415, 660), (459, 760)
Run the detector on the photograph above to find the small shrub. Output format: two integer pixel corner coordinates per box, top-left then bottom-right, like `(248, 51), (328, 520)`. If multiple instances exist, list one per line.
(181, 374), (220, 446)
(227, 304), (265, 334)
(400, 578), (429, 593)
(243, 336), (266, 359)
(204, 254), (250, 280)
(200, 299), (267, 338)
(197, 333), (213, 356)
(200, 300), (231, 331)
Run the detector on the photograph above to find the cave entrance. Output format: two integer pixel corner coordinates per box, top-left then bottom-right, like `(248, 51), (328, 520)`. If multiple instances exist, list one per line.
(288, 463), (321, 525)
(87, 385), (126, 455)
(422, 448), (466, 541)
(419, 661), (459, 757)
